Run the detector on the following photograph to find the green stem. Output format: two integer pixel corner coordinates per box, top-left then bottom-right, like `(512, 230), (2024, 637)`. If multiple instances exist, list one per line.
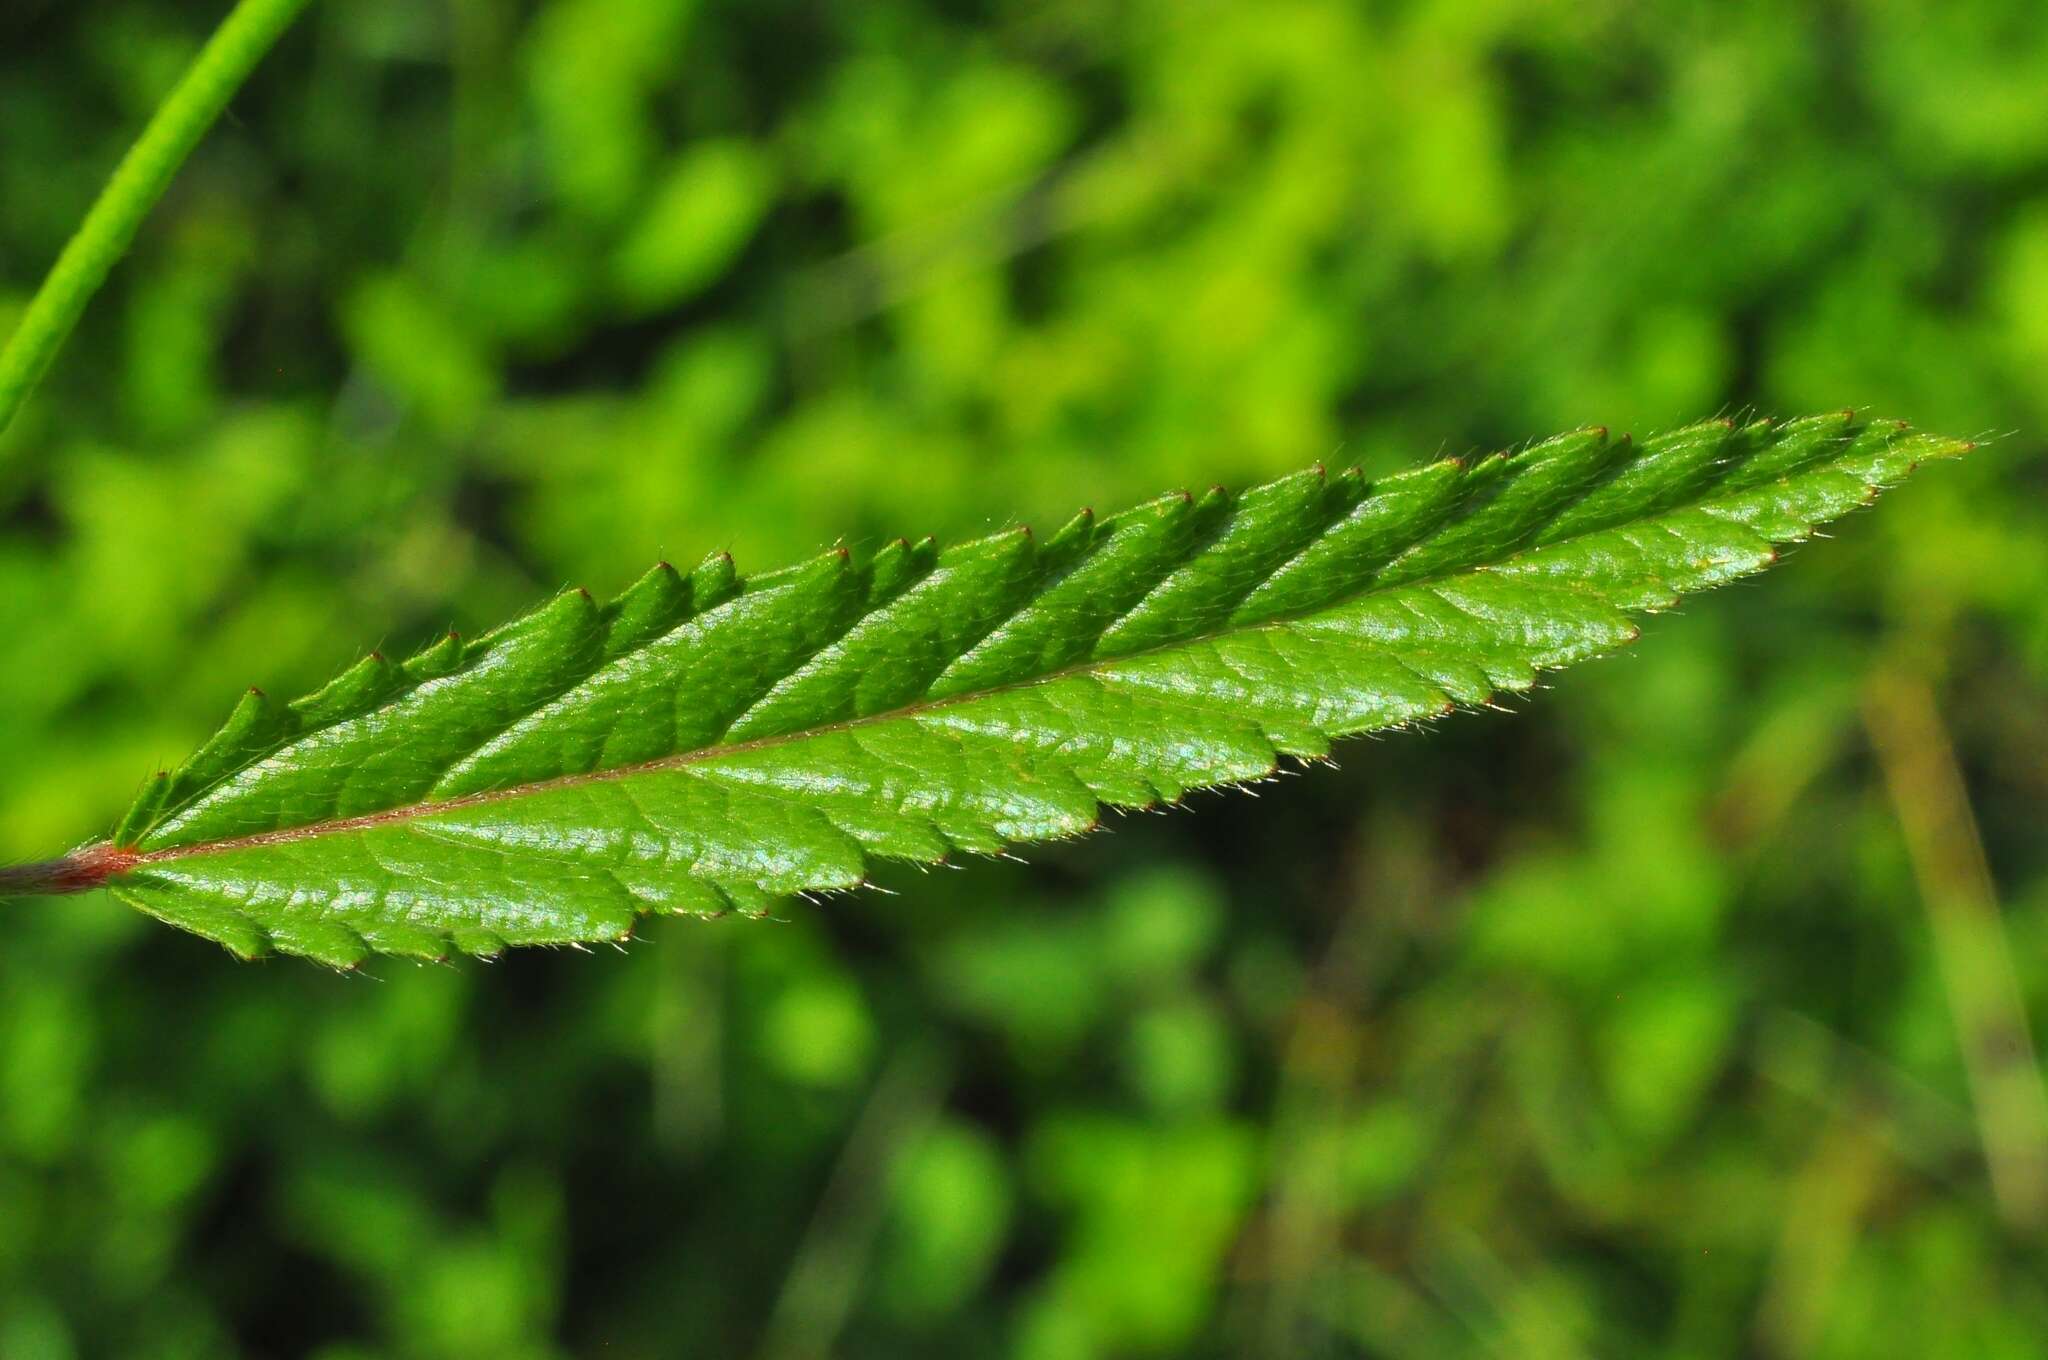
(0, 0), (315, 437)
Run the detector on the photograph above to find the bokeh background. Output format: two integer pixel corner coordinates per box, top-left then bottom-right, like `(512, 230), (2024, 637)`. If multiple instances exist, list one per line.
(3, 0), (2047, 1355)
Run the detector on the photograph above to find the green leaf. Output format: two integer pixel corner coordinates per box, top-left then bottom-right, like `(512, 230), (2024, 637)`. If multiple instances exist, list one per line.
(10, 413), (1970, 967)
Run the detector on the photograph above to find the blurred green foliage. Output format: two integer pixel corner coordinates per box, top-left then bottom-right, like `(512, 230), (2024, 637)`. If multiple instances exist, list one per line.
(2, 0), (2046, 1355)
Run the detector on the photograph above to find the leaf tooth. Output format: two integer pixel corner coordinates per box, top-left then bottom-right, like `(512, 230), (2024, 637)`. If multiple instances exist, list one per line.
(461, 585), (602, 676)
(1105, 628), (1424, 755)
(290, 651), (404, 727)
(689, 549), (742, 611)
(155, 686), (296, 830)
(149, 591), (611, 844)
(216, 921), (272, 963)
(266, 919), (370, 971)
(1524, 421), (1748, 547)
(432, 774), (874, 903)
(1716, 409), (1861, 491)
(712, 881), (779, 919)
(1839, 424), (1976, 486)
(355, 922), (451, 963)
(113, 770), (172, 848)
(603, 560), (692, 659)
(771, 767), (954, 861)
(446, 550), (874, 789)
(1042, 506), (1097, 564)
(1416, 576), (1639, 671)
(614, 864), (784, 920)
(927, 486), (1217, 699)
(1497, 512), (1774, 607)
(1384, 426), (1631, 582)
(1261, 721), (1331, 759)
(1698, 461), (1880, 540)
(868, 535), (934, 600)
(366, 586), (613, 798)
(1097, 463), (1333, 656)
(1231, 456), (1470, 624)
(111, 885), (271, 961)
(923, 674), (1275, 810)
(608, 866), (729, 918)
(1092, 485), (1202, 534)
(452, 927), (507, 960)
(702, 724), (1043, 865)
(740, 542), (856, 595)
(405, 631), (466, 681)
(722, 524), (1027, 739)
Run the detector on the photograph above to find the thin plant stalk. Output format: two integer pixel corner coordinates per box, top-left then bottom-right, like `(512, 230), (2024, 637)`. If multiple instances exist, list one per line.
(0, 0), (315, 437)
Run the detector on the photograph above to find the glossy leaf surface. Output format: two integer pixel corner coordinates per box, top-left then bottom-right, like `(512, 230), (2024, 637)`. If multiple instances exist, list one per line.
(67, 413), (1968, 965)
